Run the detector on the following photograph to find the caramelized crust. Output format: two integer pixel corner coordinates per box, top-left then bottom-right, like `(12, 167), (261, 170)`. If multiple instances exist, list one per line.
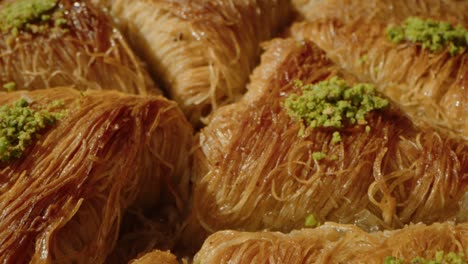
(92, 0), (292, 124)
(0, 0), (159, 95)
(187, 38), (467, 248)
(290, 0), (468, 138)
(293, 0), (468, 24)
(130, 250), (178, 264)
(0, 88), (192, 263)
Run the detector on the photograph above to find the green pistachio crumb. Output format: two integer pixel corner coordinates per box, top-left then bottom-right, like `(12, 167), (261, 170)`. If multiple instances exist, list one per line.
(11, 27), (19, 37)
(54, 18), (66, 26)
(434, 251), (444, 262)
(444, 252), (466, 264)
(304, 214), (319, 227)
(3, 82), (16, 92)
(385, 251), (466, 264)
(387, 17), (467, 55)
(40, 14), (51, 21)
(358, 54), (369, 65)
(365, 125), (371, 133)
(0, 0), (58, 33)
(384, 256), (404, 264)
(50, 100), (64, 108)
(331, 131), (341, 144)
(285, 77), (389, 131)
(0, 98), (65, 162)
(312, 152), (326, 161)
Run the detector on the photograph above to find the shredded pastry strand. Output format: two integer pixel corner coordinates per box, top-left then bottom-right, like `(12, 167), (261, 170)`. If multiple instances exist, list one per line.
(0, 0), (159, 95)
(292, 0), (468, 24)
(194, 222), (468, 264)
(0, 87), (192, 263)
(290, 0), (467, 138)
(186, 38), (468, 249)
(92, 0), (292, 124)
(130, 250), (178, 264)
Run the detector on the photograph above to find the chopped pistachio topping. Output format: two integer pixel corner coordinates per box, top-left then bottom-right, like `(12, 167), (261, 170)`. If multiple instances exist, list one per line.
(0, 98), (64, 162)
(3, 82), (16, 92)
(385, 256), (404, 264)
(384, 251), (466, 264)
(286, 77), (389, 130)
(54, 17), (66, 26)
(387, 17), (468, 55)
(331, 131), (341, 144)
(0, 0), (58, 33)
(304, 214), (319, 228)
(358, 54), (369, 65)
(312, 152), (326, 161)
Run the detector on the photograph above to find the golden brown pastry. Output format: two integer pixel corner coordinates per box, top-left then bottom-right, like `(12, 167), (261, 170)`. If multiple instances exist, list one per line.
(130, 250), (178, 264)
(187, 38), (467, 247)
(292, 0), (468, 24)
(194, 222), (468, 264)
(0, 88), (192, 263)
(290, 0), (468, 138)
(0, 0), (158, 95)
(92, 0), (292, 124)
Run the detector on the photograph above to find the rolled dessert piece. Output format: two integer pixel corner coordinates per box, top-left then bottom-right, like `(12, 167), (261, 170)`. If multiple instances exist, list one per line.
(129, 250), (178, 264)
(0, 0), (159, 95)
(187, 38), (468, 247)
(193, 222), (468, 264)
(0, 87), (192, 263)
(292, 0), (468, 24)
(91, 0), (292, 124)
(289, 0), (468, 138)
